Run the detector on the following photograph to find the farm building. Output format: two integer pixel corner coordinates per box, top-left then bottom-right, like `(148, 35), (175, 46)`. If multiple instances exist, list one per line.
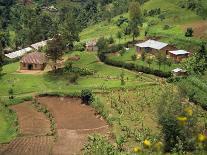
(5, 47), (33, 59)
(20, 52), (47, 70)
(85, 40), (98, 51)
(30, 39), (51, 50)
(168, 50), (190, 62)
(135, 39), (171, 55)
(172, 68), (187, 76)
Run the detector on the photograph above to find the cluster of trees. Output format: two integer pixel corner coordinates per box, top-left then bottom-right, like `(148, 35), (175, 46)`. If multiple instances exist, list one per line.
(179, 0), (207, 19)
(182, 43), (207, 75)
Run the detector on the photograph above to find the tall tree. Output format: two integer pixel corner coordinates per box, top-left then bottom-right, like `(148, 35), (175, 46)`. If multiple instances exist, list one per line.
(0, 43), (4, 74)
(60, 13), (80, 50)
(128, 0), (142, 41)
(46, 35), (65, 71)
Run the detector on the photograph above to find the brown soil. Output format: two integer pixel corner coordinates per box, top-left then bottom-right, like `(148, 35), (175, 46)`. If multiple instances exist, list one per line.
(38, 97), (107, 130)
(10, 102), (51, 136)
(0, 136), (54, 155)
(182, 20), (207, 40)
(38, 96), (109, 155)
(0, 97), (109, 155)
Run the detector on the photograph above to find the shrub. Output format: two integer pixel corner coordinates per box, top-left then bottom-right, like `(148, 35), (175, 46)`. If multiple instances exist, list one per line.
(163, 25), (170, 30)
(69, 73), (79, 84)
(158, 90), (198, 152)
(81, 89), (94, 105)
(83, 134), (117, 155)
(131, 54), (137, 61)
(185, 27), (194, 37)
(73, 42), (85, 51)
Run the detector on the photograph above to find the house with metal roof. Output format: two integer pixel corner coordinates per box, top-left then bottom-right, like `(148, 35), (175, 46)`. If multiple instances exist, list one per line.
(135, 39), (172, 55)
(85, 40), (98, 51)
(30, 40), (49, 50)
(5, 47), (33, 59)
(172, 68), (187, 76)
(169, 50), (190, 62)
(20, 52), (47, 70)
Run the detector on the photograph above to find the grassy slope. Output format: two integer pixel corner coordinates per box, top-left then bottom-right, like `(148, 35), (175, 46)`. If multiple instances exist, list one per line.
(80, 0), (205, 49)
(0, 52), (157, 97)
(0, 105), (17, 143)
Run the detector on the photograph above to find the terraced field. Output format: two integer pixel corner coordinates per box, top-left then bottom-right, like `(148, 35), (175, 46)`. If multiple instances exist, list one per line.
(38, 96), (109, 155)
(0, 97), (109, 155)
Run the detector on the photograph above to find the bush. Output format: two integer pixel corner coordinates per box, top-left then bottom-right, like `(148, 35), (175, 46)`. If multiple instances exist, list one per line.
(81, 89), (94, 105)
(185, 27), (194, 37)
(158, 90), (198, 152)
(69, 73), (79, 84)
(131, 54), (137, 61)
(73, 42), (85, 51)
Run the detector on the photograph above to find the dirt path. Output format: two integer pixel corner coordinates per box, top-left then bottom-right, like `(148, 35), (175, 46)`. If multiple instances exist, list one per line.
(38, 96), (109, 155)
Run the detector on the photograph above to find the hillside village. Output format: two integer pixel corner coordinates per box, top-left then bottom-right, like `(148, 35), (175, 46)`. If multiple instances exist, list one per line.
(0, 0), (207, 155)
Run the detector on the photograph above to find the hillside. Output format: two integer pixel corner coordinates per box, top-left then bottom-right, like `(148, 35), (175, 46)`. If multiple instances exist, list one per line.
(80, 0), (206, 49)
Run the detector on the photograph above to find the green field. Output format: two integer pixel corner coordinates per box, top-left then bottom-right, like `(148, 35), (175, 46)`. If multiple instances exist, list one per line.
(0, 51), (157, 97)
(0, 105), (17, 143)
(107, 48), (179, 72)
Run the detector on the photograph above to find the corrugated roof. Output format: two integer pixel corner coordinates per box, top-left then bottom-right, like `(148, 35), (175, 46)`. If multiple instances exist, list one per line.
(30, 39), (51, 50)
(5, 47), (33, 59)
(20, 52), (47, 64)
(169, 50), (189, 55)
(135, 39), (168, 50)
(86, 40), (97, 46)
(172, 68), (186, 73)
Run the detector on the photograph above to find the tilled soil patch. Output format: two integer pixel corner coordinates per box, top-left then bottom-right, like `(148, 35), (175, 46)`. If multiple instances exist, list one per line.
(38, 97), (107, 130)
(10, 101), (51, 136)
(38, 96), (109, 155)
(0, 136), (54, 155)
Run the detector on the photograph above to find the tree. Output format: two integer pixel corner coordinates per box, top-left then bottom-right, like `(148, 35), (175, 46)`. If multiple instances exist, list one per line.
(128, 1), (142, 41)
(182, 43), (207, 75)
(0, 43), (4, 74)
(141, 51), (146, 61)
(46, 35), (65, 71)
(131, 54), (137, 61)
(185, 27), (194, 37)
(146, 58), (153, 68)
(156, 52), (166, 70)
(116, 31), (122, 43)
(60, 13), (80, 50)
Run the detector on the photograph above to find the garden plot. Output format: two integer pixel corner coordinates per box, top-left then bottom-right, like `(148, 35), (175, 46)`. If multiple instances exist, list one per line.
(38, 96), (109, 155)
(0, 136), (54, 155)
(10, 101), (51, 136)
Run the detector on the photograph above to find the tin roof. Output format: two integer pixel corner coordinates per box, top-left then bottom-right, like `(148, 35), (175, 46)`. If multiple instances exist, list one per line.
(5, 47), (33, 59)
(135, 39), (168, 50)
(169, 50), (190, 55)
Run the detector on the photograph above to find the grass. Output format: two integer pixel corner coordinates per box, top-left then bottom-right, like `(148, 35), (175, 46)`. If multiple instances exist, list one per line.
(0, 104), (17, 143)
(0, 51), (157, 97)
(107, 48), (179, 72)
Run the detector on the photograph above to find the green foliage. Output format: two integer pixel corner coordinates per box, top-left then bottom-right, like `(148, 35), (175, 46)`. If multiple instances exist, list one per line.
(69, 73), (79, 84)
(185, 27), (194, 37)
(46, 34), (65, 71)
(0, 44), (3, 74)
(131, 54), (137, 61)
(120, 70), (125, 85)
(8, 87), (14, 99)
(83, 134), (117, 155)
(129, 0), (142, 41)
(141, 51), (146, 61)
(182, 44), (207, 75)
(81, 89), (94, 105)
(60, 13), (80, 50)
(158, 90), (198, 152)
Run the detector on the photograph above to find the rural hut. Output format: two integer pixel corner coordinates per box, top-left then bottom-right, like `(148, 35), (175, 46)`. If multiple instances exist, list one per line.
(168, 50), (190, 62)
(20, 52), (47, 70)
(135, 39), (170, 55)
(85, 40), (98, 51)
(172, 68), (187, 76)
